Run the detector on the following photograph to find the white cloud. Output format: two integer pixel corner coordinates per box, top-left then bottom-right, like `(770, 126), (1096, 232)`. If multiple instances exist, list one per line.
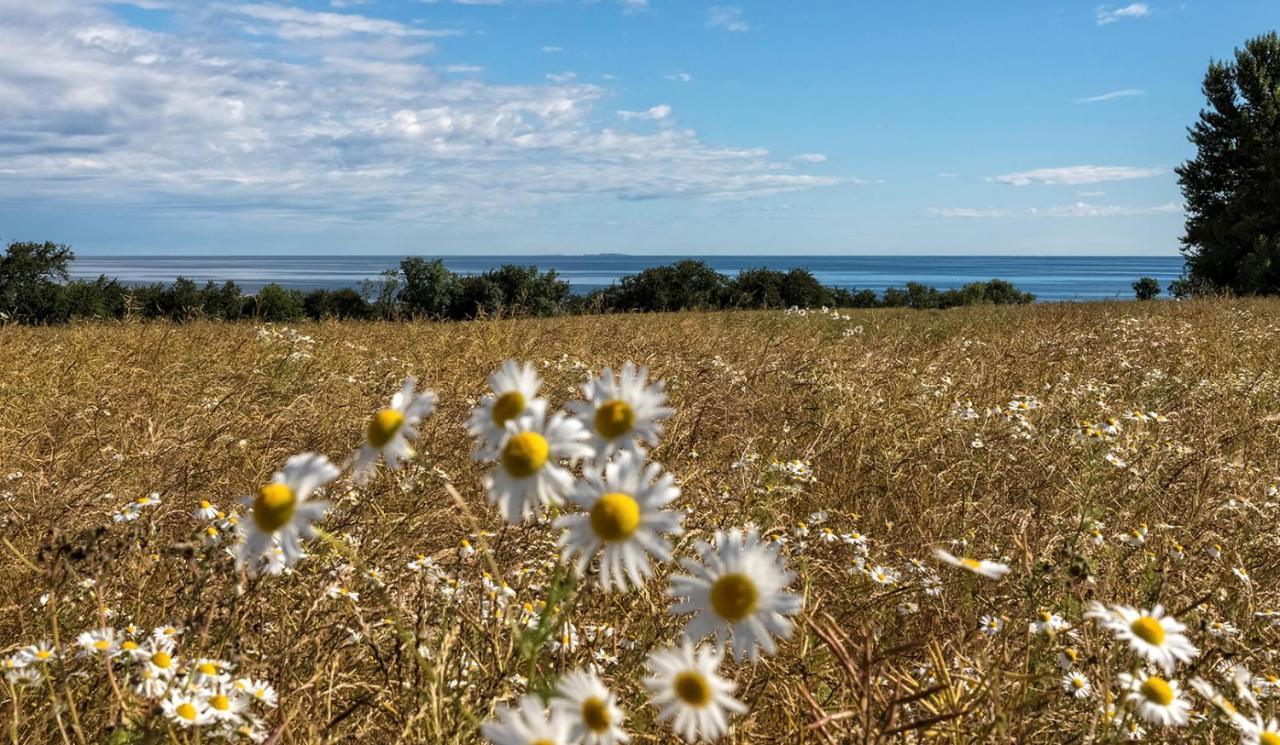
(0, 1), (837, 222)
(540, 45), (563, 53)
(231, 4), (460, 39)
(1096, 3), (1151, 25)
(993, 165), (1164, 186)
(616, 0), (648, 13)
(445, 63), (483, 73)
(420, 0), (505, 5)
(936, 172), (959, 178)
(1077, 190), (1106, 197)
(930, 208), (1009, 219)
(618, 104), (671, 121)
(707, 5), (749, 32)
(794, 153), (826, 163)
(1027, 201), (1182, 217)
(1073, 88), (1146, 103)
(545, 71), (577, 83)
(665, 72), (693, 83)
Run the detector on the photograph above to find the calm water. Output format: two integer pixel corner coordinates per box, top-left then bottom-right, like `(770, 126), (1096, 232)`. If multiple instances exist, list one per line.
(68, 255), (1186, 302)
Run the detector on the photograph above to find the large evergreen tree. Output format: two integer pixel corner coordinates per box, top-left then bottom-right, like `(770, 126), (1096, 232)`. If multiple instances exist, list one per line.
(1177, 32), (1280, 294)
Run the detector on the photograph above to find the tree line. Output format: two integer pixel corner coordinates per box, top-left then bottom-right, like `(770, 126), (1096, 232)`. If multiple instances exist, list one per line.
(0, 242), (1035, 324)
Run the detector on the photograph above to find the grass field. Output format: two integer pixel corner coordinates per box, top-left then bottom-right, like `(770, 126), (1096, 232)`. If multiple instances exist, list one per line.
(2, 299), (1280, 743)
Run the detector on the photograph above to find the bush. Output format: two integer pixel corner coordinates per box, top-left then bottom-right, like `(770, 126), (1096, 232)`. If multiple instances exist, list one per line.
(596, 260), (729, 312)
(1132, 277), (1162, 300)
(0, 241), (73, 322)
(253, 284), (305, 322)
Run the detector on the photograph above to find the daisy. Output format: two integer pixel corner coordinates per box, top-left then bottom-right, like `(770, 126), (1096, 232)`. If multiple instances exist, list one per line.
(235, 678), (279, 708)
(194, 499), (219, 521)
(551, 669), (629, 744)
(480, 406), (591, 523)
(555, 451), (685, 591)
(18, 641), (56, 665)
(669, 528), (802, 661)
(568, 363), (672, 461)
(136, 640), (179, 678)
(482, 694), (573, 745)
(978, 615), (1005, 635)
(1029, 610), (1069, 637)
(643, 641), (745, 743)
(866, 565), (900, 586)
(932, 549), (1010, 580)
(162, 689), (213, 729)
(77, 628), (118, 657)
(235, 452), (339, 574)
(204, 684), (251, 725)
(1062, 672), (1093, 699)
(1119, 672), (1191, 727)
(352, 377), (437, 486)
(1238, 716), (1280, 745)
(467, 360), (545, 450)
(1086, 603), (1198, 674)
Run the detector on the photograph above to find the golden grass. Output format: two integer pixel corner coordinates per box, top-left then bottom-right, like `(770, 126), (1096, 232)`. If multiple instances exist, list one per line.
(2, 299), (1279, 742)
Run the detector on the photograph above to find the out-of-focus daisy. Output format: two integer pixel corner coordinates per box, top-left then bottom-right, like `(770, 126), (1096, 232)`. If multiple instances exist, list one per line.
(480, 407), (590, 523)
(467, 361), (545, 450)
(77, 628), (118, 657)
(979, 615), (1005, 635)
(236, 453), (339, 574)
(1086, 603), (1198, 674)
(482, 694), (573, 745)
(568, 363), (672, 461)
(1030, 611), (1069, 637)
(162, 689), (213, 728)
(235, 678), (279, 708)
(932, 549), (1010, 580)
(194, 499), (219, 521)
(642, 641), (745, 743)
(1062, 672), (1093, 699)
(1119, 672), (1190, 727)
(551, 669), (629, 744)
(18, 641), (56, 665)
(1057, 647), (1081, 669)
(1234, 566), (1252, 584)
(352, 377), (437, 485)
(866, 565), (900, 586)
(669, 528), (802, 661)
(555, 451), (684, 591)
(1237, 716), (1280, 745)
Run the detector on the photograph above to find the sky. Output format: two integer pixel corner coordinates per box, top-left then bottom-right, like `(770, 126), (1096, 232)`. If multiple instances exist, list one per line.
(0, 1), (1275, 256)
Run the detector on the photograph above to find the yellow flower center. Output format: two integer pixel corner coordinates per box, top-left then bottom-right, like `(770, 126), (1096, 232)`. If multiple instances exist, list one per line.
(151, 651), (171, 669)
(176, 702), (198, 721)
(501, 432), (549, 478)
(673, 671), (712, 707)
(1139, 676), (1174, 706)
(252, 482), (296, 533)
(1130, 616), (1165, 646)
(198, 662), (218, 675)
(1261, 732), (1280, 745)
(530, 741), (555, 745)
(93, 639), (111, 651)
(709, 573), (760, 622)
(1072, 677), (1085, 689)
(594, 399), (636, 440)
(960, 558), (982, 570)
(581, 696), (611, 732)
(210, 694), (230, 711)
(366, 408), (405, 449)
(35, 650), (51, 660)
(122, 640), (138, 651)
(589, 492), (642, 542)
(199, 500), (211, 509)
(492, 391), (526, 426)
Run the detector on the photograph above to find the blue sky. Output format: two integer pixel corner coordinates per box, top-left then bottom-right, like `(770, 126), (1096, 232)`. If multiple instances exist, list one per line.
(0, 1), (1274, 255)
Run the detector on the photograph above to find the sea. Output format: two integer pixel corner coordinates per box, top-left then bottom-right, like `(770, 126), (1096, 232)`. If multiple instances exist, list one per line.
(67, 255), (1186, 302)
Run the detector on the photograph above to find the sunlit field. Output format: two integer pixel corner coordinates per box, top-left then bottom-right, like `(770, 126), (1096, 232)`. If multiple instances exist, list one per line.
(3, 299), (1280, 743)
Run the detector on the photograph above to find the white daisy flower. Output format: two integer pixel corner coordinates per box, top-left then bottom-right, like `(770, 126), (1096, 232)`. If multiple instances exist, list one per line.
(135, 639), (179, 678)
(1029, 610), (1069, 636)
(352, 377), (437, 486)
(162, 689), (213, 728)
(866, 565), (900, 586)
(932, 549), (1010, 580)
(194, 499), (219, 521)
(467, 360), (545, 450)
(555, 451), (684, 591)
(235, 678), (279, 708)
(480, 406), (591, 523)
(204, 684), (251, 725)
(482, 694), (573, 745)
(1238, 716), (1280, 745)
(77, 628), (118, 657)
(1062, 672), (1092, 699)
(1119, 672), (1190, 727)
(643, 641), (745, 743)
(235, 453), (339, 575)
(17, 641), (56, 665)
(551, 669), (629, 744)
(978, 615), (1005, 635)
(669, 528), (803, 661)
(568, 362), (672, 461)
(1086, 603), (1198, 674)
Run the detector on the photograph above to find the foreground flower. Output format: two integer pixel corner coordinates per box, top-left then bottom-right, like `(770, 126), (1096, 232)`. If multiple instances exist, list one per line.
(352, 377), (437, 485)
(669, 528), (803, 661)
(77, 628), (118, 657)
(643, 641), (745, 743)
(1062, 672), (1092, 699)
(1119, 672), (1190, 727)
(569, 363), (672, 461)
(932, 549), (1010, 580)
(551, 669), (629, 744)
(467, 360), (545, 450)
(555, 451), (684, 591)
(482, 694), (573, 745)
(480, 407), (591, 523)
(1087, 603), (1198, 674)
(1238, 716), (1280, 745)
(236, 453), (339, 574)
(162, 689), (214, 729)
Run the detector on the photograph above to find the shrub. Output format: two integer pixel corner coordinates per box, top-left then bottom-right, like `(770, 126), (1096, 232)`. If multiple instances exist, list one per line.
(1132, 277), (1162, 300)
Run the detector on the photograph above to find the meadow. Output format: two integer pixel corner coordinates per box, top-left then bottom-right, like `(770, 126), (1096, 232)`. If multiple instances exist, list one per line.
(1, 298), (1279, 743)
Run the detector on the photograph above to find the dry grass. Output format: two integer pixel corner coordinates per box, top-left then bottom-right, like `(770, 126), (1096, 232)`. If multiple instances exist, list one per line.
(2, 299), (1280, 743)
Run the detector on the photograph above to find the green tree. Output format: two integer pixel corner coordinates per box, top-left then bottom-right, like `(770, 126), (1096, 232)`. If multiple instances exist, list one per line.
(1132, 277), (1162, 300)
(1177, 32), (1280, 294)
(0, 241), (74, 321)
